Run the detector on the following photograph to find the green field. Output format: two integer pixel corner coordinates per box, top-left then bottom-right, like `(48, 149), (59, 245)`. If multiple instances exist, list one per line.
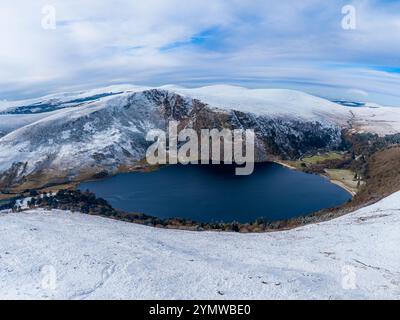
(301, 152), (344, 165)
(282, 152), (345, 170)
(279, 152), (362, 195)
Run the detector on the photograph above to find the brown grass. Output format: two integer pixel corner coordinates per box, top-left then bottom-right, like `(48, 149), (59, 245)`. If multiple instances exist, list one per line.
(351, 145), (400, 206)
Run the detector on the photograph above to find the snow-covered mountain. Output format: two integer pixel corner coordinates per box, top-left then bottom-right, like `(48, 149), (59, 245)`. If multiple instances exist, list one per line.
(0, 84), (142, 114)
(0, 85), (399, 190)
(1, 190), (399, 299)
(0, 84), (348, 134)
(162, 85), (349, 121)
(0, 85), (146, 136)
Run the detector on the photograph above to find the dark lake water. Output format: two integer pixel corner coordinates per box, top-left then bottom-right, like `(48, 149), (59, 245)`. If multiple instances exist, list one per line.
(79, 163), (351, 223)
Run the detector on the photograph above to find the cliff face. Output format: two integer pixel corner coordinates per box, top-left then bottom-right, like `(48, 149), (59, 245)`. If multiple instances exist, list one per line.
(0, 87), (346, 190)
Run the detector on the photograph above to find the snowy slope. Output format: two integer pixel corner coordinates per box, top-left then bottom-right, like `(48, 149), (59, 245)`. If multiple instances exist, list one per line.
(0, 85), (148, 136)
(0, 84), (143, 113)
(165, 85), (400, 135)
(350, 105), (400, 136)
(0, 113), (51, 137)
(2, 84), (399, 135)
(1, 191), (399, 300)
(0, 85), (348, 133)
(163, 84), (350, 123)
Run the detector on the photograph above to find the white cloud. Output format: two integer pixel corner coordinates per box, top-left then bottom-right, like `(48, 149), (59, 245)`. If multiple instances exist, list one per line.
(347, 89), (369, 98)
(0, 0), (399, 105)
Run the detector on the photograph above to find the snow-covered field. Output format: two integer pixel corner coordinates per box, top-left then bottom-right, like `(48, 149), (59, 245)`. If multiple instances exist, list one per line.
(1, 192), (399, 300)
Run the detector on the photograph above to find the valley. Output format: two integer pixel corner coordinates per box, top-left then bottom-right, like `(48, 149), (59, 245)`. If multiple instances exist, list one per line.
(1, 85), (400, 230)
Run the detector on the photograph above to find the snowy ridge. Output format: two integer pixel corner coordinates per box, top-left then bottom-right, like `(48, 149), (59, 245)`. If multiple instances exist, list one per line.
(163, 85), (400, 134)
(1, 191), (399, 299)
(350, 105), (400, 136)
(0, 85), (145, 137)
(162, 84), (350, 123)
(0, 84), (143, 113)
(2, 84), (400, 135)
(0, 84), (349, 132)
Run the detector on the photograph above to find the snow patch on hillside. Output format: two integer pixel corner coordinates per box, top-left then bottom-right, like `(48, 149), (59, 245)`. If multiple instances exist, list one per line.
(1, 192), (399, 300)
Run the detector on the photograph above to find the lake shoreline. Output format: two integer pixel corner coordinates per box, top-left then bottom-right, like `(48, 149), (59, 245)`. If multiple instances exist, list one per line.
(7, 188), (351, 233)
(324, 178), (356, 196)
(273, 160), (356, 197)
(2, 161), (352, 225)
(78, 162), (352, 224)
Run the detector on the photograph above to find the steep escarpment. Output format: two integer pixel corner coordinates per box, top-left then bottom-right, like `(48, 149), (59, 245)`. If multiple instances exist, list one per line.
(228, 110), (342, 159)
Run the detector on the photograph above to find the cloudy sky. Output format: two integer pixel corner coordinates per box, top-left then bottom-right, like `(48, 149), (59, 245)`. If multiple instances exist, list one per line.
(1, 0), (400, 105)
